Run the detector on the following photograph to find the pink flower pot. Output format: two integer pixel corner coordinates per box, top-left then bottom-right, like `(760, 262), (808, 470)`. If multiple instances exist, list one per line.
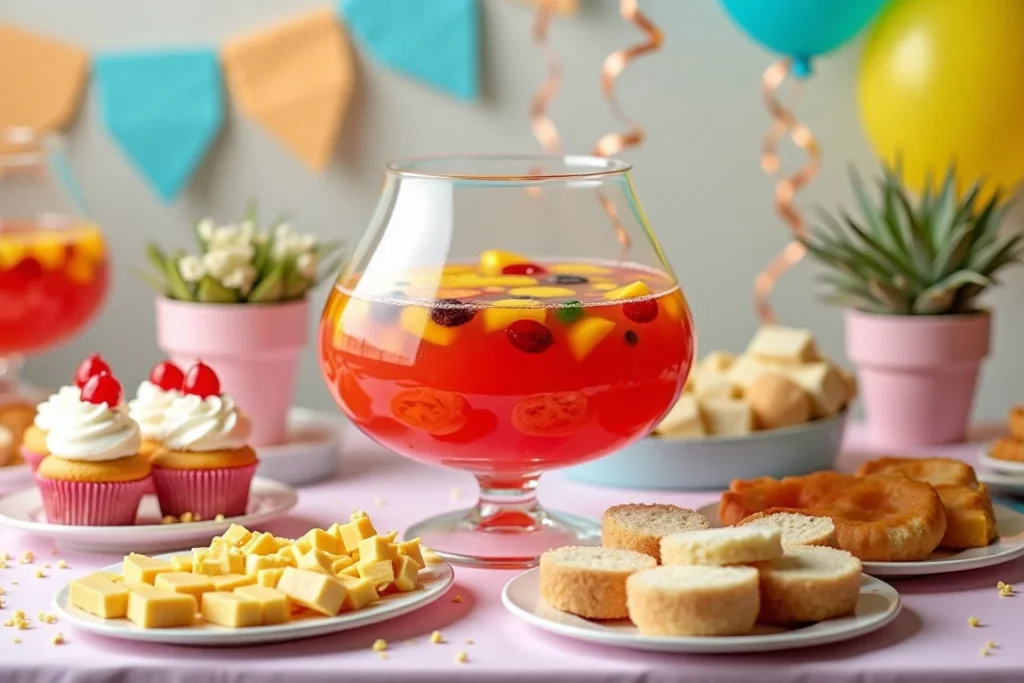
(155, 298), (309, 447)
(845, 309), (990, 448)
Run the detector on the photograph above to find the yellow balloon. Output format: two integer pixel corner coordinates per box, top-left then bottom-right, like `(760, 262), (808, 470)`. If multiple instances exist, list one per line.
(858, 0), (1024, 196)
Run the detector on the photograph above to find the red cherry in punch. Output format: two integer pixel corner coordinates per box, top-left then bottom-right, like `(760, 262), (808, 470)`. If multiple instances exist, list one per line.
(506, 319), (554, 354)
(502, 263), (547, 276)
(623, 299), (659, 324)
(81, 372), (122, 407)
(74, 353), (112, 388)
(149, 360), (185, 392)
(183, 361), (220, 399)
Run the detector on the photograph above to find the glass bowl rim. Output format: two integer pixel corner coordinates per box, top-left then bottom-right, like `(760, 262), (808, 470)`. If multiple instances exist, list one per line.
(385, 154), (632, 182)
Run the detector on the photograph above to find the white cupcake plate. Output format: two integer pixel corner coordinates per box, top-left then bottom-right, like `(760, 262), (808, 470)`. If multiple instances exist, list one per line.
(54, 553), (454, 646)
(254, 407), (345, 486)
(0, 477), (297, 553)
(697, 502), (1024, 577)
(503, 568), (900, 654)
(978, 446), (1024, 476)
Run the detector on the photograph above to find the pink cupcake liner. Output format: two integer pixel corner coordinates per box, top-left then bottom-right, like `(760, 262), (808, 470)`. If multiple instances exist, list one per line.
(151, 463), (257, 519)
(20, 446), (47, 473)
(34, 474), (150, 526)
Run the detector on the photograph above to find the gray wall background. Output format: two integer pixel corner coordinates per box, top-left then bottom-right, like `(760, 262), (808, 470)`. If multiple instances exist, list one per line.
(5, 0), (1022, 422)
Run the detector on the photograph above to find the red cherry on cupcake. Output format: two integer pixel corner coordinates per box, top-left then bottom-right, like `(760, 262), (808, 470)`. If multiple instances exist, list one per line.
(183, 361), (220, 399)
(74, 353), (111, 388)
(81, 372), (122, 407)
(149, 360), (185, 392)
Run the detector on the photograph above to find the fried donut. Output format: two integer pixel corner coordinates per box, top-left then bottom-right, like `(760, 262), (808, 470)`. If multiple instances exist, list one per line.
(855, 456), (978, 488)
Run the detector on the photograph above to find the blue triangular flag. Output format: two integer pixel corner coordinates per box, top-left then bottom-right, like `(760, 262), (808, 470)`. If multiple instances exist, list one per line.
(340, 0), (478, 101)
(94, 48), (223, 201)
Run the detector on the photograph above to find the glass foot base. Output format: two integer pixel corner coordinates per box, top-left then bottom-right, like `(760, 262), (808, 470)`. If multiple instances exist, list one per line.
(404, 506), (601, 569)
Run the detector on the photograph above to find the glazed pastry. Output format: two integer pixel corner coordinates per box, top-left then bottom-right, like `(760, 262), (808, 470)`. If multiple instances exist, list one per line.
(129, 361), (185, 458)
(855, 456), (978, 488)
(150, 362), (257, 519)
(34, 372), (150, 526)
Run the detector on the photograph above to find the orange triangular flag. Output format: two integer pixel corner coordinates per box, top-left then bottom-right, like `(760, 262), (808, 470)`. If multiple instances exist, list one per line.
(0, 24), (89, 132)
(222, 8), (354, 171)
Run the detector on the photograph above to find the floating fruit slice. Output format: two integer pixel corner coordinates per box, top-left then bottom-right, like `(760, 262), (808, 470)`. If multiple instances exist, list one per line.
(390, 387), (468, 436)
(429, 299), (477, 327)
(507, 286), (576, 299)
(30, 235), (66, 270)
(547, 274), (588, 285)
(512, 392), (589, 437)
(555, 300), (584, 324)
(482, 299), (546, 332)
(0, 240), (26, 270)
(592, 283), (616, 291)
(660, 290), (688, 320)
(502, 263), (546, 276)
(480, 249), (529, 275)
(65, 253), (95, 284)
(549, 263), (610, 275)
(603, 280), (651, 301)
(75, 227), (106, 262)
(400, 306), (459, 346)
(566, 317), (616, 360)
(441, 274), (538, 289)
(506, 319), (554, 353)
(434, 287), (482, 300)
(623, 299), (659, 323)
(442, 264), (475, 275)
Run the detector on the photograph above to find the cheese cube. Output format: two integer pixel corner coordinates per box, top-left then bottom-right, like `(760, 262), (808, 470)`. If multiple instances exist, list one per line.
(326, 522), (345, 540)
(727, 354), (779, 392)
(209, 540), (231, 557)
(201, 592), (262, 628)
(242, 532), (278, 556)
(331, 556), (354, 574)
(195, 555), (231, 577)
(786, 362), (847, 418)
(700, 351), (735, 374)
(246, 554), (288, 576)
(155, 572), (214, 600)
(653, 394), (705, 437)
(693, 371), (739, 400)
(170, 555), (193, 573)
(235, 585), (290, 625)
(335, 575), (379, 610)
(380, 531), (399, 543)
(276, 551), (298, 568)
(257, 568), (285, 588)
(88, 571), (124, 583)
(700, 397), (753, 436)
(351, 509), (369, 520)
(392, 556), (420, 593)
(297, 548), (335, 574)
(123, 553), (174, 585)
(276, 568), (348, 616)
(357, 536), (398, 565)
(226, 550), (246, 574)
(273, 537), (294, 549)
(221, 524), (252, 547)
(747, 325), (820, 364)
(338, 564), (361, 579)
(210, 573), (256, 591)
(396, 539), (425, 569)
(300, 528), (339, 554)
(357, 560), (395, 587)
(337, 517), (377, 553)
(69, 576), (130, 618)
(294, 539), (313, 555)
(126, 585), (197, 628)
(192, 548), (210, 565)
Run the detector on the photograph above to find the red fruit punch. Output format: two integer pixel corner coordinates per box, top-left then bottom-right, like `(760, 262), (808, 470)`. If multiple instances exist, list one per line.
(149, 360), (185, 391)
(183, 361), (220, 399)
(74, 353), (111, 388)
(81, 372), (122, 406)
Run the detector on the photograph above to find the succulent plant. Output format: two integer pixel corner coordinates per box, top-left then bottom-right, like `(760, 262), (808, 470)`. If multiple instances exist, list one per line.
(799, 161), (1022, 315)
(137, 203), (345, 304)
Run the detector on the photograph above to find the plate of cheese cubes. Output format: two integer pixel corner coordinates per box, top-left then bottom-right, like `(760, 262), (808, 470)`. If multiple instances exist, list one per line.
(53, 512), (454, 645)
(567, 326), (855, 490)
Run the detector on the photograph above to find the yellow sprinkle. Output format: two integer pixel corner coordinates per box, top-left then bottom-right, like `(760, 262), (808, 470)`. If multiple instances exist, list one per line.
(3, 619), (12, 627)
(373, 497), (387, 507)
(56, 560), (67, 569)
(372, 638), (388, 652)
(35, 570), (44, 578)
(20, 551), (33, 564)
(466, 638), (474, 645)
(0, 553), (7, 561)
(17, 621), (28, 630)
(0, 561), (6, 569)
(161, 515), (177, 525)
(37, 612), (45, 621)
(986, 640), (997, 649)
(43, 563), (50, 569)
(452, 594), (462, 603)
(11, 581), (17, 585)
(455, 650), (469, 664)
(215, 514), (225, 522)
(981, 648), (989, 657)
(180, 512), (194, 523)
(14, 610), (25, 619)
(968, 616), (980, 627)
(430, 630), (444, 644)
(0, 587), (5, 595)
(997, 581), (1006, 589)
(52, 632), (64, 645)
(12, 637), (20, 644)
(378, 652), (388, 660)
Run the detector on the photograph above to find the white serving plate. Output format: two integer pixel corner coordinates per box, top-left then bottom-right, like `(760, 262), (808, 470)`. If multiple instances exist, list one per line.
(0, 477), (298, 553)
(54, 553), (454, 646)
(979, 447), (1024, 476)
(503, 568), (899, 653)
(698, 502), (1024, 577)
(254, 407), (345, 486)
(565, 411), (847, 490)
(976, 468), (1024, 496)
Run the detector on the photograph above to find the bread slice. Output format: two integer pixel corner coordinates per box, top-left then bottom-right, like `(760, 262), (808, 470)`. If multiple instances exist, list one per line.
(756, 546), (861, 624)
(540, 546), (656, 619)
(626, 565), (759, 636)
(602, 504), (710, 562)
(736, 511), (837, 549)
(660, 526), (783, 566)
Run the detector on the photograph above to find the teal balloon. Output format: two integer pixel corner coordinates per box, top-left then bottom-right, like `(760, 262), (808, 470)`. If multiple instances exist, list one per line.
(719, 0), (888, 77)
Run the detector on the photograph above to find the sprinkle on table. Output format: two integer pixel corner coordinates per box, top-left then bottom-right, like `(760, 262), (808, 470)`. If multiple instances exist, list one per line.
(452, 593), (463, 603)
(0, 553), (8, 561)
(430, 630), (444, 644)
(373, 496), (387, 507)
(180, 512), (195, 523)
(455, 650), (469, 664)
(35, 569), (45, 579)
(56, 560), (68, 569)
(466, 638), (474, 645)
(13, 637), (20, 644)
(968, 616), (980, 627)
(52, 632), (64, 645)
(0, 586), (5, 595)
(43, 563), (50, 569)
(215, 514), (225, 522)
(372, 638), (388, 652)
(0, 560), (7, 569)
(161, 516), (178, 525)
(377, 652), (388, 660)
(20, 550), (33, 564)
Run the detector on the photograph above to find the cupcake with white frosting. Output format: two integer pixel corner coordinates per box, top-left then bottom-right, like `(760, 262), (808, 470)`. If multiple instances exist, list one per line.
(129, 360), (185, 458)
(150, 361), (257, 519)
(34, 371), (151, 526)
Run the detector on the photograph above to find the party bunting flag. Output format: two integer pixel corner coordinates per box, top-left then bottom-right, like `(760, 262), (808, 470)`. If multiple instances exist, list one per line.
(0, 24), (89, 141)
(94, 48), (223, 201)
(339, 0), (479, 101)
(222, 8), (354, 172)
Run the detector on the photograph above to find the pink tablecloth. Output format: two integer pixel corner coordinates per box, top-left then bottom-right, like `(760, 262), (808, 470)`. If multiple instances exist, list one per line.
(1, 422), (1022, 683)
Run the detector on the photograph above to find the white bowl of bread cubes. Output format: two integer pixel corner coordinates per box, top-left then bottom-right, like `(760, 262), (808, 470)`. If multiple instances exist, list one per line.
(566, 325), (855, 490)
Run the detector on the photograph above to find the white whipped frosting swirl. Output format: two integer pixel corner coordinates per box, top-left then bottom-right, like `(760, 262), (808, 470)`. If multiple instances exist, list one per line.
(45, 399), (141, 462)
(33, 386), (83, 431)
(162, 393), (251, 452)
(128, 381), (181, 441)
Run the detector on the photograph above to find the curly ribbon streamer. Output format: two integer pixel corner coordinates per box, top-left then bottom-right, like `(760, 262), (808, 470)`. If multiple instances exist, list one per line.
(530, 0), (561, 153)
(754, 59), (821, 324)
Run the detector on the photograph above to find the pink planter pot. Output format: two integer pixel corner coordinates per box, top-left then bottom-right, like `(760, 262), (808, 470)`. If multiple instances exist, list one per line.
(155, 298), (309, 447)
(845, 309), (990, 448)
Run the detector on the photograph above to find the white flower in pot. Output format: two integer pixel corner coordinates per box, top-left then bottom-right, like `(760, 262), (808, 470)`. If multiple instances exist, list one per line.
(137, 204), (345, 447)
(799, 162), (1022, 447)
